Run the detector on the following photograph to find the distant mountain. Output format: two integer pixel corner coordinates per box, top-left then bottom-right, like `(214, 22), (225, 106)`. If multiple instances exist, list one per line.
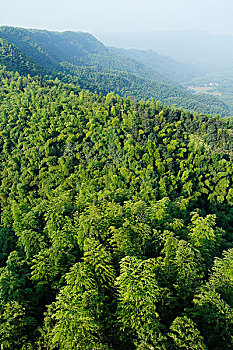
(97, 31), (233, 114)
(0, 26), (230, 116)
(0, 26), (106, 68)
(109, 47), (200, 83)
(97, 31), (233, 74)
(0, 26), (170, 84)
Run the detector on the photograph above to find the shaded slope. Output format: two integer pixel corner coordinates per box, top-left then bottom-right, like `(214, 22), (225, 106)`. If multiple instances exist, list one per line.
(0, 26), (230, 116)
(110, 47), (200, 82)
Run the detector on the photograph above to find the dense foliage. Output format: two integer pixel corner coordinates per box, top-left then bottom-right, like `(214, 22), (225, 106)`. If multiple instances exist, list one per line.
(0, 26), (230, 116)
(0, 66), (233, 349)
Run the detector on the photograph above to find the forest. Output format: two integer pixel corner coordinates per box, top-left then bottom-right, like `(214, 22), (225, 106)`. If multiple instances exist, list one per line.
(0, 63), (233, 349)
(0, 26), (230, 117)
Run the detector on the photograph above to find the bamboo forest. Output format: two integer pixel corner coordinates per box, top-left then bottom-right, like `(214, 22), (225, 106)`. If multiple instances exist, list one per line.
(0, 26), (233, 349)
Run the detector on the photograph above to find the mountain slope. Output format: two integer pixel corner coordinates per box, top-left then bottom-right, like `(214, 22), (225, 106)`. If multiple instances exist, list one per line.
(0, 26), (169, 83)
(97, 30), (233, 74)
(65, 66), (229, 116)
(109, 47), (200, 83)
(0, 37), (47, 77)
(0, 67), (233, 349)
(0, 26), (230, 116)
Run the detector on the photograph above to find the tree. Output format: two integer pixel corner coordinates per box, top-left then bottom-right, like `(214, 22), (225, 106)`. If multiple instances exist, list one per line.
(209, 248), (233, 306)
(168, 316), (207, 349)
(43, 262), (111, 349)
(116, 256), (169, 349)
(191, 286), (233, 349)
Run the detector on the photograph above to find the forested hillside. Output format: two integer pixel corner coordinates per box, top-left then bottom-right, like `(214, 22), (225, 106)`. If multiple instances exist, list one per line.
(0, 26), (230, 116)
(0, 26), (171, 82)
(99, 30), (233, 115)
(109, 47), (200, 83)
(0, 66), (233, 349)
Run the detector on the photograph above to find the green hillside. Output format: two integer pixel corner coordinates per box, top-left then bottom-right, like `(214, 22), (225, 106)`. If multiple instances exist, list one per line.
(0, 26), (230, 116)
(64, 66), (230, 116)
(109, 47), (200, 82)
(0, 38), (45, 76)
(0, 67), (233, 348)
(0, 26), (168, 83)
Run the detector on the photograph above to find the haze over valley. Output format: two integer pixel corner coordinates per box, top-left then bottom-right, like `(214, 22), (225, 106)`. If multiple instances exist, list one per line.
(97, 30), (233, 114)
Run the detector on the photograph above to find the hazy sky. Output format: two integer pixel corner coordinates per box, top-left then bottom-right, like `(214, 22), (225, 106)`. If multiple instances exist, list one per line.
(2, 0), (233, 36)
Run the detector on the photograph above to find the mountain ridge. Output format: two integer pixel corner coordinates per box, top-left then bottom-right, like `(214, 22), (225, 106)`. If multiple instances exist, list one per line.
(0, 25), (230, 116)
